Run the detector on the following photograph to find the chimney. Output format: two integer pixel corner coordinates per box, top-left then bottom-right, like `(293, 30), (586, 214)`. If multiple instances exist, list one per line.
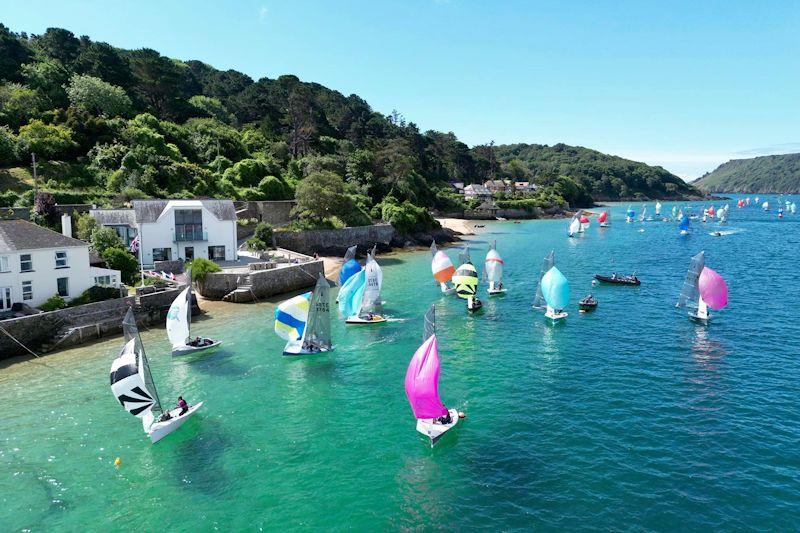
(61, 213), (72, 237)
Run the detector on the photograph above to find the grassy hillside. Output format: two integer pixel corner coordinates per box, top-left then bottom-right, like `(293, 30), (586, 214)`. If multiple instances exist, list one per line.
(694, 153), (800, 193)
(1, 23), (701, 228)
(493, 143), (702, 201)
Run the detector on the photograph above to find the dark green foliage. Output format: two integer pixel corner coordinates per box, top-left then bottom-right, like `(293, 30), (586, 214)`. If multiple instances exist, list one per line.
(67, 285), (122, 306)
(188, 257), (221, 282)
(375, 196), (439, 235)
(492, 143), (700, 201)
(247, 222), (274, 250)
(101, 247), (139, 284)
(91, 226), (124, 254)
(694, 153), (800, 193)
(293, 170), (371, 228)
(39, 294), (68, 311)
(0, 23), (699, 213)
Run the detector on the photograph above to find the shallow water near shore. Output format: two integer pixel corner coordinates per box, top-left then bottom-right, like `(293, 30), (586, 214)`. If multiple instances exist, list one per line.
(3, 196), (800, 530)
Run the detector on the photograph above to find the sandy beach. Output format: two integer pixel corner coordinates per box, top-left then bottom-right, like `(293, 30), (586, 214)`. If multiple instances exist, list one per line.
(436, 218), (482, 235)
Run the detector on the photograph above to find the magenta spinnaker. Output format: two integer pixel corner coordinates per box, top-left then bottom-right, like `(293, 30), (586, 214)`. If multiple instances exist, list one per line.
(699, 267), (728, 310)
(404, 334), (448, 419)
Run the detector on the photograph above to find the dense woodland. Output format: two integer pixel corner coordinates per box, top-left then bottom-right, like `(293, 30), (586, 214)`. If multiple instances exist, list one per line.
(0, 24), (701, 233)
(694, 153), (800, 194)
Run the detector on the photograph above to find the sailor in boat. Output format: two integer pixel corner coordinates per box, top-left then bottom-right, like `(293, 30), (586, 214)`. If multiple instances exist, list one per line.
(177, 396), (188, 416)
(434, 410), (453, 425)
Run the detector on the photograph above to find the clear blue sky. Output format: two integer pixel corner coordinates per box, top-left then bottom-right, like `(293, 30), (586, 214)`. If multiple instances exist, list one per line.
(4, 0), (799, 179)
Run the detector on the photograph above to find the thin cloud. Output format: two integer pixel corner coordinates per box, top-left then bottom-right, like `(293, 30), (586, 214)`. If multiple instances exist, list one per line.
(258, 5), (268, 22)
(733, 143), (800, 157)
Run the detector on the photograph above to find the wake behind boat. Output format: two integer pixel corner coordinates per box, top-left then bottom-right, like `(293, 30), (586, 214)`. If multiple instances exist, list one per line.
(111, 308), (202, 443)
(166, 267), (221, 356)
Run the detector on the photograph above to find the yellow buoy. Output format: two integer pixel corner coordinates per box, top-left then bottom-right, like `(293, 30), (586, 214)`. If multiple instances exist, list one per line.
(114, 457), (121, 466)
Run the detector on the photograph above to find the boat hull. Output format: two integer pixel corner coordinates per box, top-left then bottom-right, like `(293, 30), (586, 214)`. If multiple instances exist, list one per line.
(593, 275), (640, 286)
(345, 315), (387, 324)
(149, 402), (203, 443)
(487, 288), (506, 295)
(171, 339), (222, 357)
(545, 310), (568, 322)
(416, 408), (460, 447)
(283, 346), (332, 356)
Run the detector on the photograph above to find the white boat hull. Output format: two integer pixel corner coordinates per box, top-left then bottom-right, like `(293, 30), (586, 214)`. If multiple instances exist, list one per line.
(545, 310), (568, 322)
(688, 311), (709, 324)
(283, 345), (332, 356)
(680, 230), (690, 236)
(416, 408), (460, 446)
(148, 402), (203, 443)
(600, 223), (610, 228)
(345, 315), (387, 324)
(171, 339), (222, 356)
(487, 288), (506, 295)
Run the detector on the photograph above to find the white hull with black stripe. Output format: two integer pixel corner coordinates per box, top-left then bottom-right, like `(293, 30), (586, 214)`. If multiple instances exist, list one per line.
(172, 339), (222, 356)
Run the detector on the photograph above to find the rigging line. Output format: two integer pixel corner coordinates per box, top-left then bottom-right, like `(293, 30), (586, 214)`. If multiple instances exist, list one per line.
(0, 323), (82, 375)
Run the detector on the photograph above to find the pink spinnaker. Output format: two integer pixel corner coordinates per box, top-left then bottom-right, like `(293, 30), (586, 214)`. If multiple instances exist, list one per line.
(404, 334), (448, 419)
(597, 211), (608, 223)
(699, 267), (728, 310)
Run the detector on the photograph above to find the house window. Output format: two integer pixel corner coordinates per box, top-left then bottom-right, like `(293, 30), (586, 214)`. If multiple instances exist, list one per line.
(208, 246), (225, 261)
(95, 275), (111, 286)
(175, 209), (203, 241)
(152, 248), (172, 262)
(0, 255), (9, 272)
(22, 280), (32, 300)
(20, 254), (33, 272)
(55, 250), (69, 268)
(0, 287), (11, 310)
(57, 277), (69, 297)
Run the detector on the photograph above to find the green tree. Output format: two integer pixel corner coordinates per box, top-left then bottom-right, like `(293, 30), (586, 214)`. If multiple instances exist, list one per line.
(187, 257), (221, 283)
(74, 40), (134, 88)
(293, 170), (371, 227)
(101, 247), (139, 284)
(258, 175), (291, 200)
(188, 95), (234, 124)
(223, 157), (281, 187)
(66, 74), (132, 117)
(21, 58), (70, 107)
(39, 294), (68, 311)
(16, 120), (76, 160)
(74, 212), (98, 240)
(33, 28), (80, 66)
(246, 222), (274, 250)
(90, 226), (123, 254)
(0, 23), (32, 82)
(0, 83), (44, 129)
(0, 126), (16, 165)
(127, 48), (185, 118)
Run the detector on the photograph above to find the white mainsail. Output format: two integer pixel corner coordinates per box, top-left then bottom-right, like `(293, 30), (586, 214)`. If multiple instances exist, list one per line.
(676, 251), (705, 311)
(360, 252), (383, 314)
(166, 286), (191, 349)
(304, 274), (332, 351)
(568, 217), (580, 236)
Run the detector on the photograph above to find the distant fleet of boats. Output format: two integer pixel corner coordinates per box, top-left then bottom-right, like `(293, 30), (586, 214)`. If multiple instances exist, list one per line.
(108, 197), (794, 445)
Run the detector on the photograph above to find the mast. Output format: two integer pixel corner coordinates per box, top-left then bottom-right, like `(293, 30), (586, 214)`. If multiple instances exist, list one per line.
(532, 251), (555, 309)
(122, 308), (162, 414)
(186, 267), (193, 338)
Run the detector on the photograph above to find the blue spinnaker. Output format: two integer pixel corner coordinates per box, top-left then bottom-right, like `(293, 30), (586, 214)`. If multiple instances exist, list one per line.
(541, 266), (570, 310)
(338, 268), (366, 318)
(679, 214), (691, 231)
(339, 259), (362, 286)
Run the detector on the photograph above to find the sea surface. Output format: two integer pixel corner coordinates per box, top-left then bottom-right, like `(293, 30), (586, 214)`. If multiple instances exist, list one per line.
(2, 196), (800, 531)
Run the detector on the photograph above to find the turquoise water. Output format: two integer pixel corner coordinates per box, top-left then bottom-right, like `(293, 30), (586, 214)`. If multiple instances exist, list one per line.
(3, 197), (800, 530)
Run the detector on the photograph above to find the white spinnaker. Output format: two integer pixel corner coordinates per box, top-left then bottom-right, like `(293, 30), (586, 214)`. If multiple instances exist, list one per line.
(360, 253), (383, 314)
(166, 286), (191, 348)
(569, 218), (580, 235)
(485, 248), (503, 283)
(110, 338), (158, 420)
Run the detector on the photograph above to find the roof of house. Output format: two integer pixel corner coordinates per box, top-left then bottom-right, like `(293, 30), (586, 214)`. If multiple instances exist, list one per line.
(132, 199), (237, 223)
(464, 184), (491, 193)
(483, 179), (511, 188)
(90, 208), (136, 226)
(0, 219), (87, 252)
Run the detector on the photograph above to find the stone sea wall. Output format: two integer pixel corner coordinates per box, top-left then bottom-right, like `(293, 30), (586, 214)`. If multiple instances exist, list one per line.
(0, 288), (183, 360)
(197, 260), (325, 300)
(235, 200), (295, 226)
(273, 224), (395, 256)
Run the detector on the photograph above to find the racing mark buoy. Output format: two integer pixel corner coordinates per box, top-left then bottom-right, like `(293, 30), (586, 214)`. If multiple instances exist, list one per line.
(114, 457), (122, 466)
(458, 411), (466, 419)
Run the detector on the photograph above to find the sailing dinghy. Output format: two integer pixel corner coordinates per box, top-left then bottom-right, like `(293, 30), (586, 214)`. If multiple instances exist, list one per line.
(597, 210), (610, 227)
(430, 241), (456, 294)
(339, 245), (361, 286)
(111, 308), (202, 443)
(676, 251), (728, 323)
(679, 214), (691, 236)
(540, 266), (570, 322)
(532, 251), (555, 310)
(453, 247), (481, 312)
(167, 268), (221, 356)
(276, 273), (333, 355)
(484, 241), (506, 295)
(339, 251), (386, 324)
(626, 206), (635, 223)
(568, 215), (581, 237)
(405, 304), (460, 446)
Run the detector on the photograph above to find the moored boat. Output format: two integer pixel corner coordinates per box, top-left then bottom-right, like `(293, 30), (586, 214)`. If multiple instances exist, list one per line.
(578, 294), (598, 312)
(593, 273), (640, 285)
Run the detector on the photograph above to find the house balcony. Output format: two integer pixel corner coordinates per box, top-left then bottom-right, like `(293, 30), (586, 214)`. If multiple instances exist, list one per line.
(173, 230), (208, 242)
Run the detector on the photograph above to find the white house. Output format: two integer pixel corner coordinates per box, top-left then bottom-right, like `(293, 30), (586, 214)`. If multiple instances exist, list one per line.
(463, 184), (492, 201)
(0, 219), (120, 311)
(92, 199), (238, 267)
